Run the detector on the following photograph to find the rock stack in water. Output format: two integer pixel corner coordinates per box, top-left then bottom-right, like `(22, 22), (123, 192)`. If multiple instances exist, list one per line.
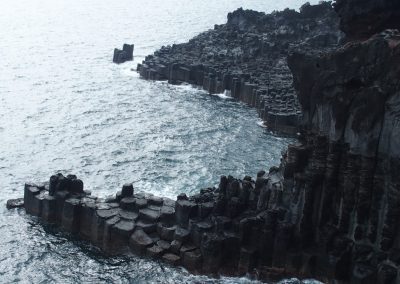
(8, 0), (400, 283)
(136, 2), (342, 136)
(113, 44), (134, 64)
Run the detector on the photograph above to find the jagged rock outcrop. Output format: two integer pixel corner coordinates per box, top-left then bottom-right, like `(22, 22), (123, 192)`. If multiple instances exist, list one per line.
(137, 2), (342, 135)
(113, 44), (134, 64)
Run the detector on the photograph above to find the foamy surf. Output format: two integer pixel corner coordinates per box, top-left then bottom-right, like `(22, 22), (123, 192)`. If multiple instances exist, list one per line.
(257, 120), (268, 128)
(121, 67), (140, 77)
(212, 90), (233, 100)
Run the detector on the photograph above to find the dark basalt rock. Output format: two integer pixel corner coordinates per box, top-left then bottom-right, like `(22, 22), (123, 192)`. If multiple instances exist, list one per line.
(113, 44), (134, 64)
(120, 197), (135, 211)
(334, 0), (400, 41)
(6, 198), (24, 209)
(163, 253), (181, 266)
(129, 229), (154, 255)
(146, 245), (164, 258)
(139, 208), (160, 223)
(15, 172), (322, 280)
(48, 173), (84, 196)
(136, 2), (342, 136)
(121, 183), (134, 197)
(11, 1), (400, 283)
(61, 198), (81, 233)
(41, 194), (57, 223)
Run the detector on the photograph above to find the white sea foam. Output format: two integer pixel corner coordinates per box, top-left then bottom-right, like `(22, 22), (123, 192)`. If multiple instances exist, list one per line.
(256, 120), (268, 128)
(121, 67), (139, 77)
(212, 90), (233, 100)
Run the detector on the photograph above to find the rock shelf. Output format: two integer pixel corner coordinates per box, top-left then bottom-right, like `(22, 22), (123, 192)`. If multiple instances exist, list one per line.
(18, 171), (303, 280)
(136, 2), (342, 136)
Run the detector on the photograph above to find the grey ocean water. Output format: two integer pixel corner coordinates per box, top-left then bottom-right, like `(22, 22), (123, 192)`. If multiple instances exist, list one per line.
(0, 0), (320, 282)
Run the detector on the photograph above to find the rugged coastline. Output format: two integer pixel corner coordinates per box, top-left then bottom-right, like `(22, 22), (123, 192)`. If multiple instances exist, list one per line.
(7, 0), (400, 283)
(137, 2), (342, 136)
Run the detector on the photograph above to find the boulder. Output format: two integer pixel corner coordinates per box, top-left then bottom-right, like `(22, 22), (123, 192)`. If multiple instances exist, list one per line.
(162, 253), (181, 266)
(6, 198), (24, 210)
(174, 227), (190, 243)
(146, 245), (164, 258)
(157, 239), (171, 251)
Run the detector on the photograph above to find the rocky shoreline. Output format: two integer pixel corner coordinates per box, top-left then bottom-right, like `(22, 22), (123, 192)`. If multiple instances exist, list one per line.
(137, 2), (342, 136)
(7, 0), (400, 283)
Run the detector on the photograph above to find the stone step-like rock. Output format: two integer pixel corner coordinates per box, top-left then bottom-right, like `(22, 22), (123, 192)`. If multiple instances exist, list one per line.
(129, 229), (154, 255)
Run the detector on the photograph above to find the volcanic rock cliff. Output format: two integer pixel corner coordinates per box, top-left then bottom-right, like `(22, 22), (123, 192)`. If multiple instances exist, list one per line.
(334, 0), (400, 40)
(9, 0), (400, 283)
(282, 1), (400, 282)
(137, 2), (342, 135)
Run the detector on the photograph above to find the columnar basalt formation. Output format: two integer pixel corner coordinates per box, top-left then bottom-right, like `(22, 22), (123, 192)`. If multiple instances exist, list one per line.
(137, 2), (342, 136)
(18, 172), (306, 280)
(8, 0), (400, 283)
(113, 44), (134, 64)
(285, 30), (400, 283)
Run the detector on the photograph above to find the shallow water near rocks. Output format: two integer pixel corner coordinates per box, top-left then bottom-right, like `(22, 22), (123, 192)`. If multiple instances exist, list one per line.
(0, 0), (320, 282)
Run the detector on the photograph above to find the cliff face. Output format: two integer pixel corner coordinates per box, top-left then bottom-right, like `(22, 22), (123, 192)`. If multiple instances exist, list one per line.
(281, 0), (400, 281)
(137, 2), (341, 135)
(334, 0), (400, 40)
(283, 30), (400, 282)
(290, 30), (400, 159)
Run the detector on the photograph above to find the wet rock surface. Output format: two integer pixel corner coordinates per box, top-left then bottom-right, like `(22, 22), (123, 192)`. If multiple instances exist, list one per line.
(137, 2), (342, 136)
(6, 198), (24, 209)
